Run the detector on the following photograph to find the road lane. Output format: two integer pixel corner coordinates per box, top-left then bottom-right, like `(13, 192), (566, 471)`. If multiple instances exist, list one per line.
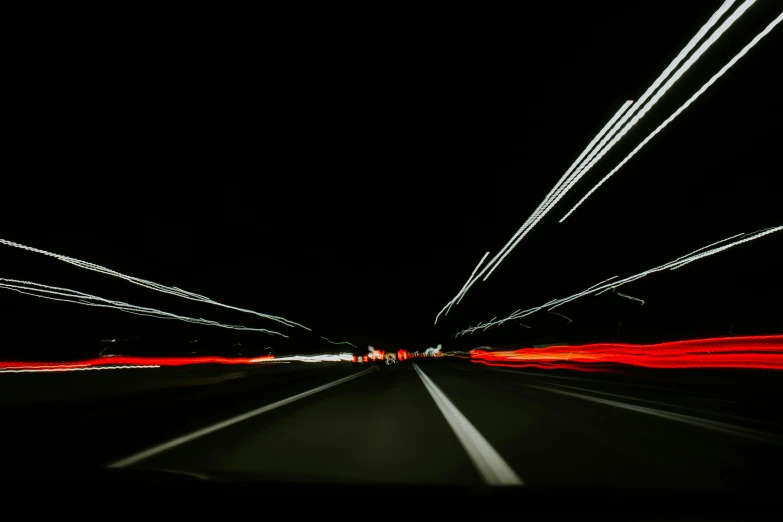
(484, 364), (783, 428)
(5, 358), (783, 488)
(132, 363), (482, 484)
(413, 362), (522, 485)
(0, 363), (365, 472)
(108, 367), (380, 468)
(422, 360), (783, 487)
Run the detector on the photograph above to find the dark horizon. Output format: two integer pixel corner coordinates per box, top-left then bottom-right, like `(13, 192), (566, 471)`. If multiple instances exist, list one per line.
(2, 1), (781, 359)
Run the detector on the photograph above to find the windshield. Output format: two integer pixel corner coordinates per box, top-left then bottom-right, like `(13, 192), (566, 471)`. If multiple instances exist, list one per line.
(2, 1), (782, 497)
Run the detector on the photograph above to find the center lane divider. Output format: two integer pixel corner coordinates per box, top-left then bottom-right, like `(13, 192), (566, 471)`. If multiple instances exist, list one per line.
(106, 367), (379, 468)
(413, 363), (523, 486)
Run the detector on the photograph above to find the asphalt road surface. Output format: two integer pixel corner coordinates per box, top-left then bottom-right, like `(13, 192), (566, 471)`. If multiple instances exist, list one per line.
(4, 358), (783, 488)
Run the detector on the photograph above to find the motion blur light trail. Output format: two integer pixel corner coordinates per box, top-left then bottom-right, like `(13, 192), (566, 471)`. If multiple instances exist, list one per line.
(435, 251), (490, 324)
(0, 365), (163, 373)
(521, 1), (746, 258)
(456, 226), (781, 337)
(0, 355), (274, 373)
(553, 0), (757, 221)
(471, 335), (783, 371)
(275, 353), (354, 363)
(320, 336), (357, 349)
(436, 1), (750, 315)
(0, 278), (287, 337)
(488, 0), (751, 275)
(0, 238), (309, 331)
(561, 8), (783, 221)
(435, 102), (631, 321)
(0, 353), (352, 372)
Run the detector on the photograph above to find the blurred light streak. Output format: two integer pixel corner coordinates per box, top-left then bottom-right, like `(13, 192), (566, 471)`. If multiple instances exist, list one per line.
(616, 292), (645, 305)
(455, 226), (781, 337)
(320, 336), (358, 349)
(668, 232), (747, 265)
(562, 7), (781, 220)
(435, 2), (756, 319)
(477, 101), (634, 284)
(0, 278), (287, 336)
(548, 311), (573, 324)
(470, 335), (783, 371)
(435, 251), (490, 324)
(0, 238), (309, 331)
(668, 226), (782, 270)
(274, 353), (354, 363)
(425, 344), (443, 357)
(478, 0), (742, 286)
(454, 252), (491, 308)
(0, 353), (355, 371)
(585, 275), (619, 291)
(0, 355), (276, 372)
(0, 365), (162, 373)
(554, 0), (752, 215)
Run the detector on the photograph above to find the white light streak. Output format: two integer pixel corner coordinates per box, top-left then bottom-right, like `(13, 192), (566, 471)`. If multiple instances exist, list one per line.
(274, 353), (354, 363)
(0, 238), (309, 331)
(548, 311), (573, 324)
(0, 278), (288, 336)
(585, 275), (619, 292)
(435, 251), (490, 324)
(464, 102), (633, 296)
(453, 252), (491, 308)
(424, 344), (443, 357)
(480, 0), (742, 284)
(438, 102), (634, 316)
(0, 365), (161, 373)
(669, 232), (747, 264)
(561, 7), (781, 221)
(668, 226), (782, 269)
(554, 1), (749, 214)
(319, 336), (358, 349)
(455, 226), (781, 337)
(436, 2), (760, 319)
(616, 292), (645, 305)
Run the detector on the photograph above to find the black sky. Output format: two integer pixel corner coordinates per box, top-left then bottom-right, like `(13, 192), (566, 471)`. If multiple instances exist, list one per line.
(3, 2), (782, 358)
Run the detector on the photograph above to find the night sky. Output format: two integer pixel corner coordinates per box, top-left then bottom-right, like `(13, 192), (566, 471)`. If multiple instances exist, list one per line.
(3, 2), (781, 359)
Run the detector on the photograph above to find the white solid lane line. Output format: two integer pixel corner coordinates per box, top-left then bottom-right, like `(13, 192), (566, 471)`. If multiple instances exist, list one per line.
(413, 363), (523, 486)
(526, 384), (783, 446)
(106, 367), (379, 468)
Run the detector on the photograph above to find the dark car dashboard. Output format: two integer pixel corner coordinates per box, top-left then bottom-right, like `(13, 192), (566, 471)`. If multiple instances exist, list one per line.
(5, 468), (780, 520)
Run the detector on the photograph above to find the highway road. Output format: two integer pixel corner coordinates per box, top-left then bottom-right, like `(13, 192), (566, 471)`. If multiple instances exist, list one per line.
(3, 358), (783, 489)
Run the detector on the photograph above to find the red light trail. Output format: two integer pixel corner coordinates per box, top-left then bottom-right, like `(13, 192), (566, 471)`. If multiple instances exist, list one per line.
(0, 352), (357, 372)
(0, 355), (276, 372)
(470, 335), (783, 372)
